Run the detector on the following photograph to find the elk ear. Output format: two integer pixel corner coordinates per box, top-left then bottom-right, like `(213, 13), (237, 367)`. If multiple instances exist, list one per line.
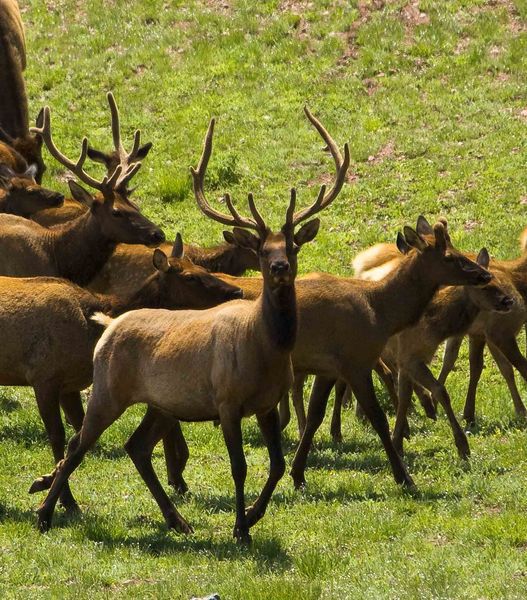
(232, 227), (260, 252)
(403, 226), (427, 251)
(294, 218), (320, 248)
(68, 180), (94, 207)
(153, 248), (170, 273)
(171, 233), (185, 258)
(23, 164), (38, 180)
(35, 108), (45, 129)
(136, 142), (153, 160)
(396, 232), (411, 255)
(476, 247), (490, 269)
(223, 230), (236, 245)
(416, 215), (433, 236)
(433, 223), (447, 254)
(87, 146), (111, 166)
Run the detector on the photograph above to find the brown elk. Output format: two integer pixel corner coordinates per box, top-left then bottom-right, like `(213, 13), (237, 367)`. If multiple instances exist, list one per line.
(0, 163), (63, 217)
(159, 217), (493, 495)
(0, 236), (241, 512)
(0, 95), (165, 285)
(0, 0), (45, 181)
(357, 228), (527, 425)
(384, 247), (515, 457)
(34, 110), (348, 542)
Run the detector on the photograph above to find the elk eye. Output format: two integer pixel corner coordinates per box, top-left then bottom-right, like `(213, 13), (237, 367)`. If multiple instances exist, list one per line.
(112, 209), (124, 218)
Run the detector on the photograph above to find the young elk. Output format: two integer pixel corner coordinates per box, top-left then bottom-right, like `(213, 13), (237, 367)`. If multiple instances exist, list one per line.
(0, 236), (241, 512)
(34, 112), (347, 542)
(385, 247), (515, 457)
(0, 94), (164, 285)
(0, 163), (63, 217)
(0, 0), (46, 181)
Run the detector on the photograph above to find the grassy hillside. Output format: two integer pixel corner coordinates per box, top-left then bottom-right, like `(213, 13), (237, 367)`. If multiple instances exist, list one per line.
(1, 0), (527, 597)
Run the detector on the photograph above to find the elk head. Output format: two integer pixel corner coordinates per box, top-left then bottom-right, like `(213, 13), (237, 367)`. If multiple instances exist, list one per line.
(152, 233), (243, 309)
(396, 216), (492, 287)
(31, 93), (165, 247)
(0, 163), (63, 217)
(190, 109), (350, 289)
(466, 249), (515, 313)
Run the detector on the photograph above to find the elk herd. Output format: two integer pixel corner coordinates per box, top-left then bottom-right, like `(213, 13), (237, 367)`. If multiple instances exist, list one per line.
(0, 1), (525, 545)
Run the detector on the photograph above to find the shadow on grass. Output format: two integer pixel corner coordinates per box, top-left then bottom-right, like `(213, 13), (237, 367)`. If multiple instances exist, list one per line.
(0, 396), (22, 413)
(0, 423), (48, 446)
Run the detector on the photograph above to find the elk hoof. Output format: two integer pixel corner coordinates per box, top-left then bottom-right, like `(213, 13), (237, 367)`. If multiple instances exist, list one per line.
(29, 474), (54, 494)
(36, 506), (53, 532)
(166, 512), (193, 534)
(234, 527), (251, 545)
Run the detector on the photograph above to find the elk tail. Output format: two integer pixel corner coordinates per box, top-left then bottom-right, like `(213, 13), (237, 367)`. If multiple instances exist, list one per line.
(91, 312), (113, 328)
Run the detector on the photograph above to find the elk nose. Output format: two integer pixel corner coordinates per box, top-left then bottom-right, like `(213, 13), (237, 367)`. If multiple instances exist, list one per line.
(270, 261), (290, 275)
(149, 230), (165, 246)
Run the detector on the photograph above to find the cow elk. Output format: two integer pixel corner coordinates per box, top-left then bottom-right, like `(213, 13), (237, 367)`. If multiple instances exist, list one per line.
(0, 94), (165, 285)
(0, 236), (240, 511)
(0, 163), (63, 217)
(34, 109), (348, 542)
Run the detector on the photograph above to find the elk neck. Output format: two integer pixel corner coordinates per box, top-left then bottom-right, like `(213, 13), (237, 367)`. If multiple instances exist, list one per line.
(259, 280), (297, 352)
(367, 251), (443, 338)
(50, 209), (116, 286)
(186, 242), (255, 276)
(421, 286), (480, 341)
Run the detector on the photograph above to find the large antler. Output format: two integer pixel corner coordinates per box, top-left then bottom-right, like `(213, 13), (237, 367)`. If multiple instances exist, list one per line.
(190, 119), (266, 232)
(30, 98), (142, 194)
(285, 107), (350, 229)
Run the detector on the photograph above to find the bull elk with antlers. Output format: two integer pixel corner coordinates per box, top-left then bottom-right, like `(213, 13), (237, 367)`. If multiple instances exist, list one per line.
(0, 93), (164, 284)
(34, 109), (347, 542)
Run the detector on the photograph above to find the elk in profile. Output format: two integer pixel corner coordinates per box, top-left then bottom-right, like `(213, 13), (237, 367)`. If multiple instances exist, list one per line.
(0, 163), (63, 217)
(34, 110), (348, 542)
(0, 0), (46, 181)
(0, 94), (165, 285)
(0, 235), (241, 511)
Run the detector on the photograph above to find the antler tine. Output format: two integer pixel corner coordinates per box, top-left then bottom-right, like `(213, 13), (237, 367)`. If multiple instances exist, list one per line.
(115, 162), (142, 190)
(30, 107), (106, 191)
(107, 92), (145, 179)
(283, 188), (297, 229)
(247, 193), (267, 231)
(289, 108), (350, 227)
(190, 119), (258, 230)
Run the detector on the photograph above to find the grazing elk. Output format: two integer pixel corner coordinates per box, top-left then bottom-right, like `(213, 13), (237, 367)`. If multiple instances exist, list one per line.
(0, 0), (45, 181)
(0, 95), (165, 285)
(0, 236), (241, 511)
(0, 163), (63, 217)
(34, 110), (347, 542)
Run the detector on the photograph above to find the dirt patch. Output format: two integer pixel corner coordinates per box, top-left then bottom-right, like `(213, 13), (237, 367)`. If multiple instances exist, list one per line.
(200, 0), (231, 14)
(463, 219), (481, 232)
(367, 140), (395, 165)
(279, 0), (314, 12)
(338, 1), (388, 64)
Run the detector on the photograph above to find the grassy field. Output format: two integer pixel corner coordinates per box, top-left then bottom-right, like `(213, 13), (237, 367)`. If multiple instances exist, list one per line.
(1, 0), (527, 597)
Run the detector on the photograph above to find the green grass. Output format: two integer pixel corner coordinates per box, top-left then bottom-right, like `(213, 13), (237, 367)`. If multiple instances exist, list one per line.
(2, 0), (527, 597)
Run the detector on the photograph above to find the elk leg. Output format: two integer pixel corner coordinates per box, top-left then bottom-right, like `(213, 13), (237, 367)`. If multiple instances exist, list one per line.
(438, 335), (464, 385)
(407, 361), (470, 460)
(162, 421), (190, 494)
(126, 408), (192, 534)
(246, 407), (285, 528)
(374, 359), (399, 412)
(330, 379), (347, 443)
(392, 373), (413, 457)
(60, 391), (85, 431)
(219, 405), (250, 544)
(464, 335), (486, 425)
(487, 341), (527, 418)
(348, 370), (414, 487)
(290, 376), (336, 489)
(33, 383), (78, 512)
(413, 383), (437, 420)
(278, 392), (291, 431)
(36, 392), (124, 532)
(292, 373), (307, 436)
